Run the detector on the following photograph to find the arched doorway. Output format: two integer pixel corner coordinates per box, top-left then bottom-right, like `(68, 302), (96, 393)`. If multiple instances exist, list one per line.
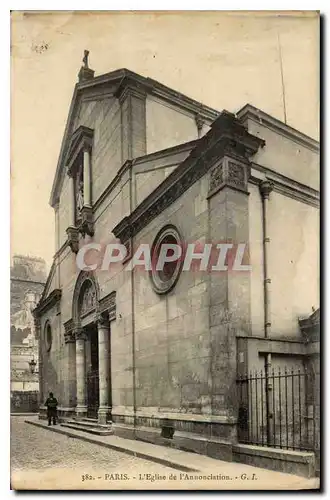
(71, 271), (114, 424)
(73, 272), (100, 419)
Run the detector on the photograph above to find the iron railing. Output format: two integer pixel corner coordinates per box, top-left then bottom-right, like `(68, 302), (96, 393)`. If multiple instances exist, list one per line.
(237, 367), (319, 453)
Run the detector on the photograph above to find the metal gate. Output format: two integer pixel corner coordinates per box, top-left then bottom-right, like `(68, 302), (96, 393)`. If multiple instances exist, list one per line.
(237, 367), (319, 452)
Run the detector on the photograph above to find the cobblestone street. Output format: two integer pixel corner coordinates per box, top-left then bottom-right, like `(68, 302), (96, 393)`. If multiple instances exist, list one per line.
(11, 416), (177, 472)
(11, 416), (178, 489)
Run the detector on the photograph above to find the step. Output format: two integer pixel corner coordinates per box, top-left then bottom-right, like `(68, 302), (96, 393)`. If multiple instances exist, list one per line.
(66, 419), (111, 429)
(61, 422), (113, 436)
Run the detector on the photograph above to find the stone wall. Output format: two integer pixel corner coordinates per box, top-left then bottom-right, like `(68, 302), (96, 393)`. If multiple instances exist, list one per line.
(146, 97), (199, 154)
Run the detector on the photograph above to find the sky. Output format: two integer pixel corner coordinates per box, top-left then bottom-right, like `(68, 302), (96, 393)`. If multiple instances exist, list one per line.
(11, 11), (319, 270)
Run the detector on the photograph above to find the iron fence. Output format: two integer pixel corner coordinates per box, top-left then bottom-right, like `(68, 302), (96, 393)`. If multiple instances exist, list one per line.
(237, 367), (319, 453)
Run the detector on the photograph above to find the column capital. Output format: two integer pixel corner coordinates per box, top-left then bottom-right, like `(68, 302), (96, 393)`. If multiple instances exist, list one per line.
(259, 180), (274, 199)
(97, 312), (110, 329)
(74, 327), (87, 341)
(64, 331), (75, 344)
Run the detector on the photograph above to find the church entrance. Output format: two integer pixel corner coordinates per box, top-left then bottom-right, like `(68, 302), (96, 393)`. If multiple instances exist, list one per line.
(86, 323), (99, 418)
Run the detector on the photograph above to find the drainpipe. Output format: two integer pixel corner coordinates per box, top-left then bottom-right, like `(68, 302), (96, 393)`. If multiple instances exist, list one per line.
(128, 161), (137, 434)
(259, 180), (274, 446)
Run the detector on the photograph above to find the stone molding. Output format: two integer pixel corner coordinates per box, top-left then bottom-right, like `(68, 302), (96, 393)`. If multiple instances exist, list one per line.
(99, 291), (116, 321)
(66, 226), (80, 254)
(149, 225), (183, 295)
(237, 103), (319, 153)
(112, 408), (237, 424)
(33, 289), (61, 318)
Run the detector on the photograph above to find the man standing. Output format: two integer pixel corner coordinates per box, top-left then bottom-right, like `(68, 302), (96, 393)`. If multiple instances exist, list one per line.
(45, 392), (58, 426)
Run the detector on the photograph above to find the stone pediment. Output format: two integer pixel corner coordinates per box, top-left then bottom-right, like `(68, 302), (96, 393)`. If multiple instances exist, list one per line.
(49, 68), (220, 208)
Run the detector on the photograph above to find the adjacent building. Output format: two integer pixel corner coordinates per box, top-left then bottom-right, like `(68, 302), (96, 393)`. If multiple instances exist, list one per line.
(34, 56), (319, 470)
(11, 255), (46, 412)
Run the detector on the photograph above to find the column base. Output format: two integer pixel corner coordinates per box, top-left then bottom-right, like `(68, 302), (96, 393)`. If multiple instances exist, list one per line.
(98, 406), (111, 425)
(75, 405), (88, 419)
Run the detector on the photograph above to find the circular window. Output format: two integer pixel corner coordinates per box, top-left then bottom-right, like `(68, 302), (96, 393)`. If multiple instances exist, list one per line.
(150, 226), (183, 294)
(44, 323), (52, 352)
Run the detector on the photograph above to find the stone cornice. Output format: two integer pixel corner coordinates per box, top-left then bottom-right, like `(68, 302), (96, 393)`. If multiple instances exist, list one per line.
(93, 160), (132, 212)
(99, 291), (116, 321)
(33, 289), (62, 318)
(113, 111), (264, 243)
(134, 139), (198, 166)
(79, 68), (219, 122)
(237, 104), (319, 153)
(39, 261), (56, 302)
(250, 162), (320, 208)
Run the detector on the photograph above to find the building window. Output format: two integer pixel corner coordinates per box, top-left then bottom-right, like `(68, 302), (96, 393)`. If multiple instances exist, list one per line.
(44, 322), (52, 352)
(150, 225), (183, 295)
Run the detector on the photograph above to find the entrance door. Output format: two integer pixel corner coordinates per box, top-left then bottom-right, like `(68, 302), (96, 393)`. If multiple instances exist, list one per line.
(87, 326), (99, 418)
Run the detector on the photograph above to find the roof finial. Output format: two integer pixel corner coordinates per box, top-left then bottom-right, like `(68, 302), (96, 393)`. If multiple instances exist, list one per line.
(83, 49), (89, 69)
(78, 49), (94, 83)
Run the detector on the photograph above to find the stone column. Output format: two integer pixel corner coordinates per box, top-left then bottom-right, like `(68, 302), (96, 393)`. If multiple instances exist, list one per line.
(75, 327), (87, 417)
(83, 149), (91, 207)
(64, 327), (76, 413)
(68, 173), (76, 226)
(97, 314), (111, 425)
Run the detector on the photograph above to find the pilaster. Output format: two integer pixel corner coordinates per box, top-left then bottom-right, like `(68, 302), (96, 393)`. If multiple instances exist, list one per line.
(208, 157), (252, 422)
(116, 83), (147, 163)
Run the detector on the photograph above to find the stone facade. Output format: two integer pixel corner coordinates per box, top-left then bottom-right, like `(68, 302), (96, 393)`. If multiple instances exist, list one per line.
(35, 62), (319, 461)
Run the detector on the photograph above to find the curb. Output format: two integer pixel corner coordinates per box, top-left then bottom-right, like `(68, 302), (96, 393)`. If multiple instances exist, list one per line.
(25, 419), (198, 473)
(11, 413), (38, 416)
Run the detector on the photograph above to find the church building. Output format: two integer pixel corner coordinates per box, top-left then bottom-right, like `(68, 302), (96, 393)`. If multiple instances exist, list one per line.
(34, 53), (319, 468)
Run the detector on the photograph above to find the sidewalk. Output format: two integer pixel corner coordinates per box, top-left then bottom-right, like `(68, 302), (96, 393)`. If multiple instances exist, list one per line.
(24, 417), (320, 490)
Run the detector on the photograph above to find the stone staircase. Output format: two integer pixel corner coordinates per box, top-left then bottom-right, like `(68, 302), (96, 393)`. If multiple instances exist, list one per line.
(60, 417), (113, 436)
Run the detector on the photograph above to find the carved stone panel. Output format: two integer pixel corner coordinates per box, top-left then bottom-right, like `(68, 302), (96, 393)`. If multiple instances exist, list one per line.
(208, 157), (249, 196)
(209, 161), (224, 192)
(79, 282), (96, 317)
